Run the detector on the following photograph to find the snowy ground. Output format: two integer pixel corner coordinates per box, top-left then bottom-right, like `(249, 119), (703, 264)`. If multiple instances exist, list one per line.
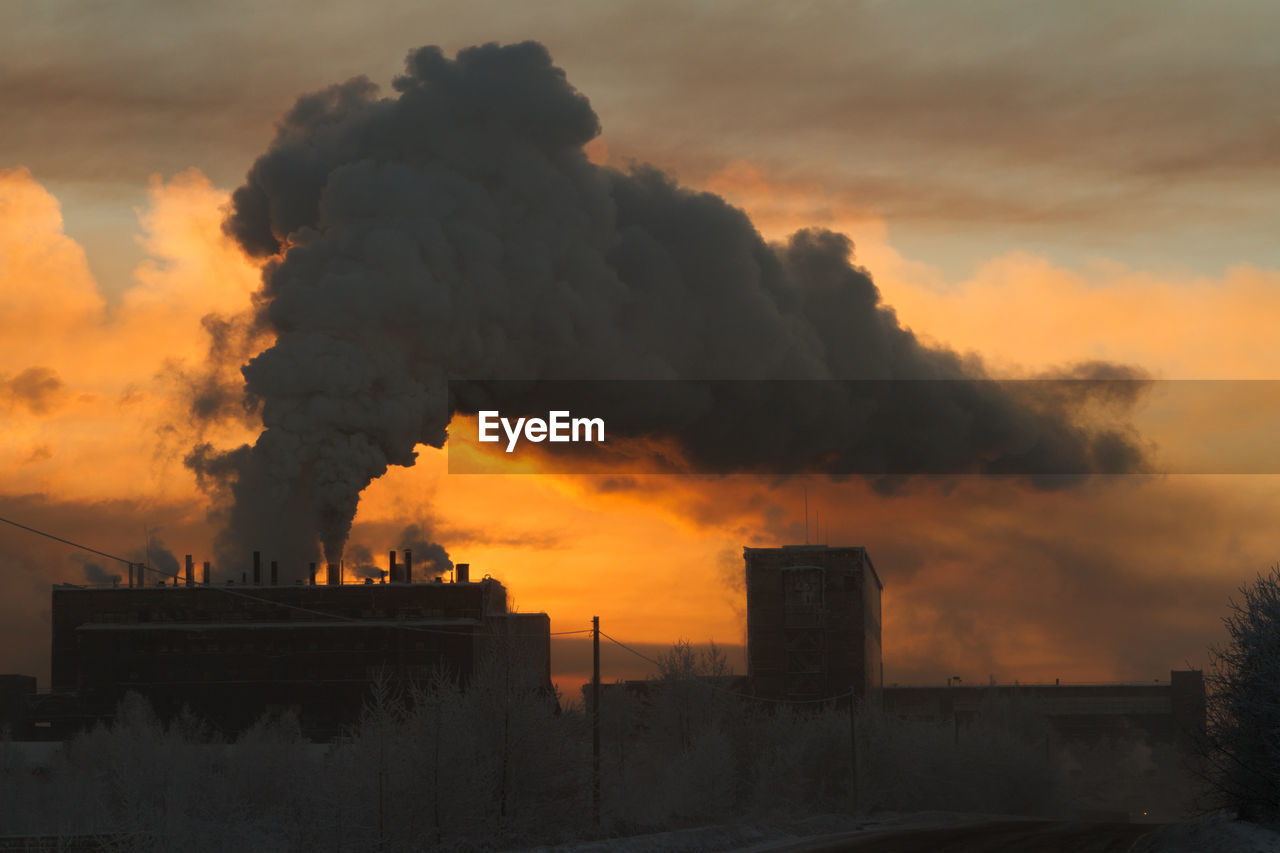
(1135, 812), (1280, 853)
(521, 811), (1280, 853)
(519, 812), (1040, 852)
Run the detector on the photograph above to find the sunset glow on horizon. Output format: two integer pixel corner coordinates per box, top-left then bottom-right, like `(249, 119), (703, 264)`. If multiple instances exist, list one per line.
(5, 3), (1280, 700)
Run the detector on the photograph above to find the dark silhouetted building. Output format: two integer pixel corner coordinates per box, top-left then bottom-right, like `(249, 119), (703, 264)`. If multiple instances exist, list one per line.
(0, 675), (36, 739)
(745, 545), (883, 702)
(33, 559), (550, 739)
(882, 670), (1206, 754)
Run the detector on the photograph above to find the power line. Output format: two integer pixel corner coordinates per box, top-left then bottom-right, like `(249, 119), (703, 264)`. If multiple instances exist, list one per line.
(0, 513), (583, 638)
(599, 630), (663, 668)
(599, 630), (853, 705)
(0, 514), (134, 565)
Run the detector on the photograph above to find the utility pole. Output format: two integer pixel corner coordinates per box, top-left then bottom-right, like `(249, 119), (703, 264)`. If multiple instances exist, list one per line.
(848, 688), (858, 814)
(592, 615), (601, 828)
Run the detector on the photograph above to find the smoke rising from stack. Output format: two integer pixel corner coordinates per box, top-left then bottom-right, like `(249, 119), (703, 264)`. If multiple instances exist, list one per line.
(129, 533), (180, 581)
(77, 558), (121, 586)
(187, 41), (1149, 572)
(399, 523), (452, 579)
(345, 544), (386, 580)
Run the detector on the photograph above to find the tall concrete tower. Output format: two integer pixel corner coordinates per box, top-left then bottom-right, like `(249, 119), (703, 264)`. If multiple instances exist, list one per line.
(744, 545), (883, 702)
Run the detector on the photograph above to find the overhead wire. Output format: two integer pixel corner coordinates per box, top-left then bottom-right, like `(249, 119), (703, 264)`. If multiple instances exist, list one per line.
(598, 629), (853, 705)
(0, 513), (580, 638)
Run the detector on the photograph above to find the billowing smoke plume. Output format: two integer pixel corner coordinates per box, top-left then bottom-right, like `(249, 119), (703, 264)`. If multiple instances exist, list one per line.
(76, 557), (121, 586)
(399, 523), (452, 579)
(345, 543), (386, 580)
(129, 533), (180, 581)
(190, 41), (1148, 572)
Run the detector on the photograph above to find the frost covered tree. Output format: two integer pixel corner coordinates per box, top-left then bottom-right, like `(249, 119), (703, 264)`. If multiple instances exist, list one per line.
(1205, 564), (1280, 822)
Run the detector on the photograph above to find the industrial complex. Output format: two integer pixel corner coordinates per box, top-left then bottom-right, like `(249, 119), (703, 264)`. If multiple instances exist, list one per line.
(1, 542), (1205, 755)
(1, 554), (551, 740)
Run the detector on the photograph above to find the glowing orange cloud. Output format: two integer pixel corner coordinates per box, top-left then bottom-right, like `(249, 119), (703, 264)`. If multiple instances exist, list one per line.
(0, 167), (261, 505)
(703, 159), (1280, 380)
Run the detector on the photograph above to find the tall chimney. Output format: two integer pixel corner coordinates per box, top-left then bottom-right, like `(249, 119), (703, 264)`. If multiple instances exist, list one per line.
(327, 563), (339, 586)
(389, 550), (399, 584)
(456, 562), (470, 584)
(253, 551), (261, 585)
(308, 562), (316, 586)
(404, 549), (412, 585)
(270, 560), (278, 586)
(202, 561), (210, 585)
(185, 555), (194, 587)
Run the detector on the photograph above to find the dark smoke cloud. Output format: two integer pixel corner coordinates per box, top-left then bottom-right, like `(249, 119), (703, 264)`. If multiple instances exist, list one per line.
(398, 523), (452, 579)
(75, 558), (121, 586)
(130, 533), (180, 582)
(175, 313), (266, 425)
(2, 367), (66, 415)
(190, 41), (1149, 572)
(345, 543), (386, 580)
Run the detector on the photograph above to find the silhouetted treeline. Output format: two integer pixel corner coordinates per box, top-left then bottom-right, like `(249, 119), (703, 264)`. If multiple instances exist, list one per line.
(0, 641), (1199, 851)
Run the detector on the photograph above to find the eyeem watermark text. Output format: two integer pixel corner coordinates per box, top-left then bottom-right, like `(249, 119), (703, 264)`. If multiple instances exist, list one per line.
(477, 410), (606, 452)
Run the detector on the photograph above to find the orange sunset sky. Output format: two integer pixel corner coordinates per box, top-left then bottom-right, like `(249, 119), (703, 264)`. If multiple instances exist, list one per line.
(4, 2), (1280, 694)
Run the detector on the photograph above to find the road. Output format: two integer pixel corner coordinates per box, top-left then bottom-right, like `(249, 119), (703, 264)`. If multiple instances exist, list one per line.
(763, 820), (1160, 852)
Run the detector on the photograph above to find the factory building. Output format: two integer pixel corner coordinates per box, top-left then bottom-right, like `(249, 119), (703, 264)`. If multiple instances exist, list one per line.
(20, 555), (551, 740)
(744, 545), (883, 702)
(743, 544), (1206, 755)
(882, 671), (1207, 753)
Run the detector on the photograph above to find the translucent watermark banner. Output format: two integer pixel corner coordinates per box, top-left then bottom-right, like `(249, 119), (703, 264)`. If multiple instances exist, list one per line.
(445, 379), (1280, 476)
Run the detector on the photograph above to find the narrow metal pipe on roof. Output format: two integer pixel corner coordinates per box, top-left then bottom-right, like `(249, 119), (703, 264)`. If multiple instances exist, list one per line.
(202, 561), (210, 585)
(389, 550), (398, 584)
(185, 554), (194, 587)
(404, 549), (412, 584)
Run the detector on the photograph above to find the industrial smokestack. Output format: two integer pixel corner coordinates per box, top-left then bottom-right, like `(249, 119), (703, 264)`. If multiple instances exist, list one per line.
(127, 562), (134, 588)
(253, 551), (261, 585)
(327, 563), (339, 586)
(389, 550), (398, 584)
(185, 555), (194, 587)
(270, 560), (278, 586)
(456, 563), (469, 584)
(404, 549), (412, 585)
(202, 561), (210, 585)
(309, 562), (316, 586)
